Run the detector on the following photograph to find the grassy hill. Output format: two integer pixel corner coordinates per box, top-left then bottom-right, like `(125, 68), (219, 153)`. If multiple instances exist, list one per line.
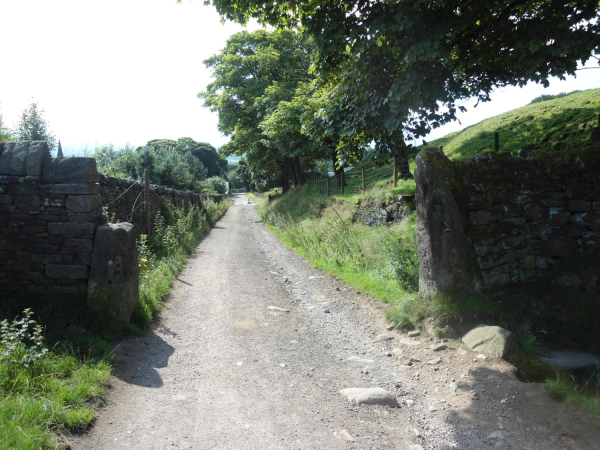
(426, 88), (600, 160)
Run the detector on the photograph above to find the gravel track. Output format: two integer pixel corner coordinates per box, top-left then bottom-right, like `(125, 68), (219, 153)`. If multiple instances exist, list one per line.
(71, 194), (600, 450)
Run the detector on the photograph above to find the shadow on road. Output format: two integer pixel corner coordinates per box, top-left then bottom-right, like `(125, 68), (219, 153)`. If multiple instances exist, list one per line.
(111, 329), (175, 388)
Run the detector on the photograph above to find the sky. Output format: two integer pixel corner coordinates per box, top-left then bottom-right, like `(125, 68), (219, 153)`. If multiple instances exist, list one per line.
(0, 0), (599, 155)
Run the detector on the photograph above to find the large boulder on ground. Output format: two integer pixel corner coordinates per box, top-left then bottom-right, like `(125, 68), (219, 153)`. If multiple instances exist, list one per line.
(462, 325), (517, 358)
(339, 388), (399, 407)
(87, 223), (139, 323)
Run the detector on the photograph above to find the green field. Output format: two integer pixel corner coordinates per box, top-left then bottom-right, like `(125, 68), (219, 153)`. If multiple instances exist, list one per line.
(427, 88), (600, 159)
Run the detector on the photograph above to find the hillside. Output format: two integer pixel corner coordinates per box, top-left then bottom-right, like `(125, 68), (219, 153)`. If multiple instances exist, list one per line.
(425, 88), (600, 160)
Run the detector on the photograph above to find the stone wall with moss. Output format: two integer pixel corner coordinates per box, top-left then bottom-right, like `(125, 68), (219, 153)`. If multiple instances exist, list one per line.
(455, 150), (600, 287)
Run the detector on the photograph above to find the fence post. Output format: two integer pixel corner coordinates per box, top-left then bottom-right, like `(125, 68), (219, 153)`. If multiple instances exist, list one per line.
(144, 169), (151, 237)
(494, 132), (499, 152)
(327, 177), (330, 196)
(393, 155), (398, 187)
(361, 169), (366, 192)
(341, 169), (345, 194)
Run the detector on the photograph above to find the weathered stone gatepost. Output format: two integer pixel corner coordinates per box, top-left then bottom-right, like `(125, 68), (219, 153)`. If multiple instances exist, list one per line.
(415, 148), (483, 298)
(87, 223), (139, 323)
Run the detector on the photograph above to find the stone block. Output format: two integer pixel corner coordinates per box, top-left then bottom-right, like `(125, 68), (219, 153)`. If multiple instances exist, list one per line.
(69, 211), (97, 222)
(45, 264), (89, 280)
(4, 261), (32, 271)
(88, 223), (139, 324)
(501, 233), (525, 249)
(540, 237), (577, 258)
(520, 254), (536, 270)
(64, 238), (93, 251)
(21, 226), (46, 234)
(542, 198), (566, 207)
(523, 205), (548, 222)
(0, 195), (12, 206)
(0, 142), (15, 175)
(562, 226), (587, 239)
(14, 196), (40, 207)
(0, 175), (19, 184)
(567, 200), (591, 212)
(9, 182), (38, 196)
(15, 252), (74, 264)
(48, 222), (96, 235)
(43, 157), (99, 183)
(10, 142), (29, 176)
(75, 251), (92, 265)
(25, 243), (61, 254)
(579, 233), (600, 252)
(477, 244), (528, 270)
(469, 210), (491, 226)
(66, 194), (102, 213)
(41, 195), (65, 207)
(49, 183), (100, 195)
(26, 141), (51, 177)
(548, 209), (571, 227)
(481, 271), (510, 286)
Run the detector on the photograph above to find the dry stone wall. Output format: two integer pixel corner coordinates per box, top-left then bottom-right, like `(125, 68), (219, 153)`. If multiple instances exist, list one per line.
(98, 174), (226, 233)
(0, 141), (102, 303)
(416, 148), (600, 297)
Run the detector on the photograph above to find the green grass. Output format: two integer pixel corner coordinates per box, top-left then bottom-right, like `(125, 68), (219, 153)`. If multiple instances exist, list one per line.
(426, 88), (600, 160)
(261, 184), (420, 323)
(0, 198), (231, 449)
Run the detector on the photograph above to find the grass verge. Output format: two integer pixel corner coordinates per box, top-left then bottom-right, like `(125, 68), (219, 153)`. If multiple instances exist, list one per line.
(0, 198), (231, 448)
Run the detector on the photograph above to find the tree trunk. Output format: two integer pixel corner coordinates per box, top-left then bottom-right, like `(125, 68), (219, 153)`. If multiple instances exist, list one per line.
(332, 151), (344, 188)
(280, 160), (291, 193)
(396, 141), (413, 179)
(293, 156), (305, 185)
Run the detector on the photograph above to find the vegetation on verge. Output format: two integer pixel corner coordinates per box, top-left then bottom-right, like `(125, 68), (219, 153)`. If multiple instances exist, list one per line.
(0, 199), (230, 448)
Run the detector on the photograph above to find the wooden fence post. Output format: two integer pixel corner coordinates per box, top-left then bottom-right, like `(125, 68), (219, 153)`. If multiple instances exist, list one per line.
(361, 168), (366, 192)
(494, 132), (499, 152)
(144, 169), (151, 237)
(393, 155), (398, 187)
(341, 169), (345, 194)
(327, 177), (330, 196)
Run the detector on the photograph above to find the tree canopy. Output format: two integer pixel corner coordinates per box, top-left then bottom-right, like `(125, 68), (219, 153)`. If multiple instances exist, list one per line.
(145, 138), (228, 178)
(209, 0), (600, 161)
(201, 29), (332, 191)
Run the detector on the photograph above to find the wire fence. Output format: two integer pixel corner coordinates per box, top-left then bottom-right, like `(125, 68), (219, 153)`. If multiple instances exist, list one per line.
(310, 156), (409, 196)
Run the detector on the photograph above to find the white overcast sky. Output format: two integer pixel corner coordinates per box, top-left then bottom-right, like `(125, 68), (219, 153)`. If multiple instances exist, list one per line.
(0, 0), (599, 155)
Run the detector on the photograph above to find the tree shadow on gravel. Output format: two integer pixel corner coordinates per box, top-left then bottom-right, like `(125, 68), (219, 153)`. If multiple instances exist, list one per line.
(441, 365), (600, 449)
(111, 329), (174, 388)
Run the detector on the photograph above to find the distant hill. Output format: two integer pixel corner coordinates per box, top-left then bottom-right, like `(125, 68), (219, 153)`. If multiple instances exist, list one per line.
(426, 88), (600, 160)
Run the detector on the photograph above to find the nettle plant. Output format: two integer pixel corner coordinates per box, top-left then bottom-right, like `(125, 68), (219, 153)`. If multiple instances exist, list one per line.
(0, 309), (48, 368)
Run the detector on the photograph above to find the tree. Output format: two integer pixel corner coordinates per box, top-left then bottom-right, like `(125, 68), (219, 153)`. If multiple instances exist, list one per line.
(14, 100), (56, 150)
(209, 0), (600, 167)
(200, 29), (318, 191)
(0, 105), (12, 142)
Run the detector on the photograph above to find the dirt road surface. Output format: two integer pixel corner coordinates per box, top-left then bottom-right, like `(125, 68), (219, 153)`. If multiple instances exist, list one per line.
(72, 194), (600, 450)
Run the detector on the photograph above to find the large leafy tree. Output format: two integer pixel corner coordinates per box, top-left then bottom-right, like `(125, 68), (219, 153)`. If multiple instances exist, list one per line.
(200, 29), (322, 191)
(209, 0), (600, 168)
(146, 138), (227, 178)
(14, 100), (57, 151)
